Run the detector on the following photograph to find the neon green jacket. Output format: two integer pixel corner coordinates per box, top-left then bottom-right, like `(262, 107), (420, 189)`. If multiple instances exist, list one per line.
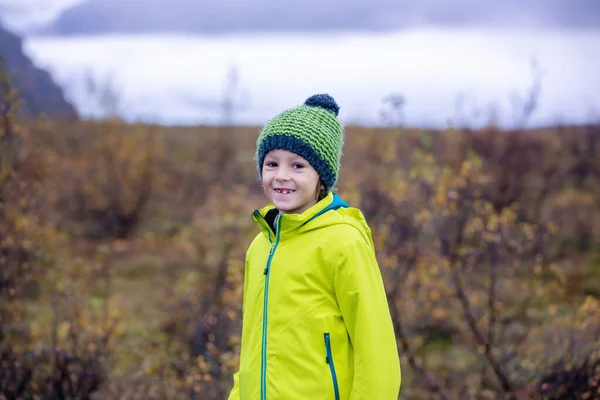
(228, 192), (401, 400)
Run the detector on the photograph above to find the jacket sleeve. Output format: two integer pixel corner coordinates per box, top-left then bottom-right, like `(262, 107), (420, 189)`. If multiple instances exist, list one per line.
(333, 238), (401, 399)
(227, 372), (240, 400)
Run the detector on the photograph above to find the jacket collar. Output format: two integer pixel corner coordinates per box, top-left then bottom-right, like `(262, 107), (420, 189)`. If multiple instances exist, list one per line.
(252, 191), (349, 240)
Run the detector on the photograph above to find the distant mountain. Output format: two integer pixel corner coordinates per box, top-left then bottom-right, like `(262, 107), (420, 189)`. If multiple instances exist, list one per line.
(0, 23), (77, 118)
(40, 0), (600, 36)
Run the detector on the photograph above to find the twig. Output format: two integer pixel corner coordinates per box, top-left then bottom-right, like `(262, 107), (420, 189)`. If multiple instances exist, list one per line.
(450, 264), (516, 398)
(486, 239), (500, 352)
(481, 236), (500, 390)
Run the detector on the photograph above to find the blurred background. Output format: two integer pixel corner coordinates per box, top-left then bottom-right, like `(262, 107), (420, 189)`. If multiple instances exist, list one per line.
(1, 1), (599, 399)
(2, 0), (600, 127)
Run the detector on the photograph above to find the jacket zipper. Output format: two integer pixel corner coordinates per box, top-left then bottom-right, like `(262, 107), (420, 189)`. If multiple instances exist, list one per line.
(324, 333), (340, 400)
(253, 211), (273, 243)
(260, 214), (282, 400)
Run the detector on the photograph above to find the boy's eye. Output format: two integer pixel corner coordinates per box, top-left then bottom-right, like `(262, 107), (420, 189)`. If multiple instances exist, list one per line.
(265, 161), (277, 167)
(292, 163), (304, 169)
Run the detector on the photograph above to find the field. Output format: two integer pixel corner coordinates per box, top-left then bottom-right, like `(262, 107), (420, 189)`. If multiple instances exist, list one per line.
(2, 89), (600, 398)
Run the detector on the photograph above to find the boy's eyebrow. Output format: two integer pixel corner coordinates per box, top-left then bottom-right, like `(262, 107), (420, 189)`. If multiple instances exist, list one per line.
(265, 154), (305, 163)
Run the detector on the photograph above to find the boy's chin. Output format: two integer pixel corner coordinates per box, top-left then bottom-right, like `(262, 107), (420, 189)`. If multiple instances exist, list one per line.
(272, 199), (299, 212)
(273, 202), (296, 212)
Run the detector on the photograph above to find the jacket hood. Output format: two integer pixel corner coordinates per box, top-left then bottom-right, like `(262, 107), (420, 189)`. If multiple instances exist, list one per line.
(252, 191), (373, 245)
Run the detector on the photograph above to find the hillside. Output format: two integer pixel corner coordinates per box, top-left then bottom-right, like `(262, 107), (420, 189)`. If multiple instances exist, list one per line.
(0, 23), (77, 118)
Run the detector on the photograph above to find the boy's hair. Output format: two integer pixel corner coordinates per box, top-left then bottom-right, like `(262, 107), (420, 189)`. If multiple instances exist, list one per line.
(256, 94), (344, 190)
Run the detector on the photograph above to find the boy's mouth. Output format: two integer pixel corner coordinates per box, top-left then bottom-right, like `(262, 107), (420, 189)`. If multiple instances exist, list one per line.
(274, 188), (295, 195)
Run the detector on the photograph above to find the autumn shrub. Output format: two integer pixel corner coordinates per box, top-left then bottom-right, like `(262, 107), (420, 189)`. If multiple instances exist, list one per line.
(468, 126), (600, 254)
(152, 184), (256, 399)
(0, 58), (47, 342)
(92, 185), (257, 400)
(1, 65), (117, 400)
(41, 120), (160, 240)
(527, 295), (600, 399)
(340, 128), (599, 399)
(537, 355), (600, 400)
(0, 317), (113, 400)
(0, 223), (121, 398)
(147, 125), (260, 236)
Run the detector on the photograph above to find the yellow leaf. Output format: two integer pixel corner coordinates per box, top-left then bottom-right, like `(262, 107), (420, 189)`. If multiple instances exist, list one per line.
(58, 321), (70, 339)
(432, 307), (446, 320)
(436, 192), (446, 205)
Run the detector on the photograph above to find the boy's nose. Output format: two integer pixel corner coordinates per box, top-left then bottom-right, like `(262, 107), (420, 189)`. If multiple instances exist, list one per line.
(275, 169), (291, 181)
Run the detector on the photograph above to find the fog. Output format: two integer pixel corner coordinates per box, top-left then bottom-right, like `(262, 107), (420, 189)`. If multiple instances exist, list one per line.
(23, 28), (600, 128)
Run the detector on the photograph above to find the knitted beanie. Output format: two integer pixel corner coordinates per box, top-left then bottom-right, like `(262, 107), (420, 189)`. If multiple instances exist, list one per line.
(256, 93), (344, 190)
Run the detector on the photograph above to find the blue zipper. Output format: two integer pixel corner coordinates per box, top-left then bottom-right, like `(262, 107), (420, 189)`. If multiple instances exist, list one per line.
(260, 214), (282, 400)
(324, 333), (340, 400)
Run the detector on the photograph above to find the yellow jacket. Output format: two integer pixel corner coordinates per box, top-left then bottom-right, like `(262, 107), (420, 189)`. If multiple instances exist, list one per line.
(228, 192), (401, 400)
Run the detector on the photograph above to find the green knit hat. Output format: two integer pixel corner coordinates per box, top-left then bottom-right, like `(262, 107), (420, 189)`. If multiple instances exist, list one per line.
(256, 94), (344, 190)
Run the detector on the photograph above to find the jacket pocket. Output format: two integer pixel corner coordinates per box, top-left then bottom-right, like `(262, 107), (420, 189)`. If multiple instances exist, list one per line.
(324, 333), (340, 400)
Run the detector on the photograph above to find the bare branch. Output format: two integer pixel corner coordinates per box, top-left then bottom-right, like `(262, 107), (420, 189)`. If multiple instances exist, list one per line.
(486, 238), (500, 350)
(449, 266), (516, 398)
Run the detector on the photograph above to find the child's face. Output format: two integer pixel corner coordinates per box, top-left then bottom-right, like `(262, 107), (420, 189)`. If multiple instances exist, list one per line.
(262, 149), (323, 215)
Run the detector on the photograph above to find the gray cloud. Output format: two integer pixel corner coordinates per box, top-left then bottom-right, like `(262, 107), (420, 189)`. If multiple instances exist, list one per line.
(37, 0), (600, 36)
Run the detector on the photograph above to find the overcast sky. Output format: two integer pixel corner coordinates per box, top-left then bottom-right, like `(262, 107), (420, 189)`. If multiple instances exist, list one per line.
(1, 0), (599, 35)
(3, 0), (599, 127)
(0, 0), (84, 33)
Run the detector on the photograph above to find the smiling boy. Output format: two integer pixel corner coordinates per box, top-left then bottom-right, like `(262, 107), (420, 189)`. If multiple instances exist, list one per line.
(228, 94), (401, 400)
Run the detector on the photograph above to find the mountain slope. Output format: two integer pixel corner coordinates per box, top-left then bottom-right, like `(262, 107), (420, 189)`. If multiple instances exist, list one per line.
(0, 23), (77, 118)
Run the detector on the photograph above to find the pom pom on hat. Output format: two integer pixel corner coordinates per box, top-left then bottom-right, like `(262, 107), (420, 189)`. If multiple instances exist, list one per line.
(304, 93), (340, 116)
